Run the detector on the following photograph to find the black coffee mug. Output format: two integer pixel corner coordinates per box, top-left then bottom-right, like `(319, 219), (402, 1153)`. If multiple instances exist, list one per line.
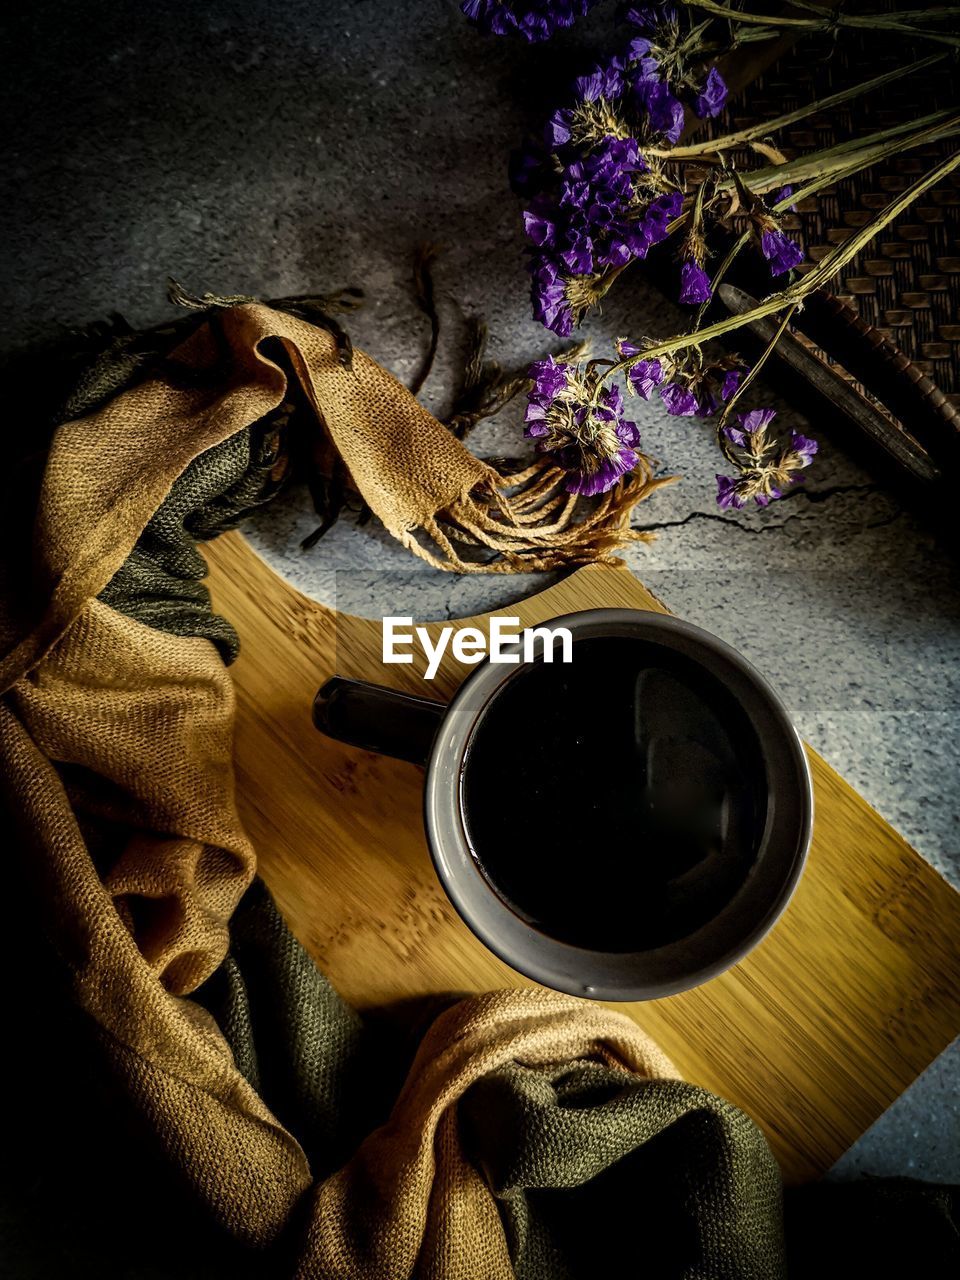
(314, 608), (813, 1001)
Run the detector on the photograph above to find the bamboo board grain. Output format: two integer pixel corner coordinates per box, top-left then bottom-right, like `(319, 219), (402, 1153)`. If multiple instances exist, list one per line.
(205, 530), (960, 1183)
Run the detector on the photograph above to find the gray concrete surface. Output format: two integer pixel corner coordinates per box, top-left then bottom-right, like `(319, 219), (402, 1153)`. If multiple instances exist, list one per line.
(3, 0), (957, 1195)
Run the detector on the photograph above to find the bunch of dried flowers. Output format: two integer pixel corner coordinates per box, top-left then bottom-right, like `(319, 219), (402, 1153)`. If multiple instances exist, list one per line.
(465, 0), (960, 508)
(461, 0), (598, 41)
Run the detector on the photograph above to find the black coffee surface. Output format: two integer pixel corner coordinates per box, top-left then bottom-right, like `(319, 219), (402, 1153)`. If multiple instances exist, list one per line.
(460, 636), (767, 952)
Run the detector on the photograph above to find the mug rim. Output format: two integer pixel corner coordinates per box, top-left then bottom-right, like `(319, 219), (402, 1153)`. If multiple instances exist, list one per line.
(423, 607), (813, 1002)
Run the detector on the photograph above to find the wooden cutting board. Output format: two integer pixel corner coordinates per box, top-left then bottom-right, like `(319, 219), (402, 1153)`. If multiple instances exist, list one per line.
(205, 530), (960, 1183)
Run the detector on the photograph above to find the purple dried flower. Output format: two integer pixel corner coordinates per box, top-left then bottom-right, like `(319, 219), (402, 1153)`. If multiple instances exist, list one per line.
(521, 13), (551, 38)
(679, 260), (712, 305)
(694, 67), (728, 119)
(523, 210), (556, 247)
(625, 35), (653, 60)
(761, 229), (804, 276)
(523, 358), (644, 494)
(565, 448), (638, 496)
(517, 29), (691, 336)
(545, 109), (573, 147)
(642, 79), (685, 143)
(738, 407), (777, 433)
(530, 257), (573, 335)
(621, 5), (677, 29)
(523, 409), (551, 438)
(521, 104), (683, 333)
(660, 382), (699, 416)
(529, 355), (570, 402)
(587, 135), (645, 176)
(628, 357), (664, 398)
(715, 414), (818, 511)
(616, 417), (641, 448)
(791, 431), (819, 466)
(603, 382), (625, 415)
(596, 238), (633, 268)
(559, 169), (591, 210)
(462, 1), (598, 43)
(716, 474), (744, 509)
(574, 69), (606, 102)
(643, 190), (683, 235)
(753, 488), (780, 508)
(596, 61), (628, 99)
(560, 227), (595, 273)
(629, 52), (662, 96)
(773, 185), (796, 210)
(642, 357), (743, 419)
(717, 471), (783, 509)
(722, 424), (748, 447)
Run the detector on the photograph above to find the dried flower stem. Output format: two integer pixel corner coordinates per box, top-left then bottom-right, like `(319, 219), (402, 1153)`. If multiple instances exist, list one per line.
(675, 0), (960, 48)
(728, 111), (959, 197)
(604, 146), (960, 382)
(717, 303), (798, 459)
(596, 114), (959, 340)
(701, 119), (960, 315)
(788, 1), (959, 16)
(767, 115), (957, 207)
(647, 53), (947, 160)
(694, 229), (751, 331)
(691, 128), (919, 334)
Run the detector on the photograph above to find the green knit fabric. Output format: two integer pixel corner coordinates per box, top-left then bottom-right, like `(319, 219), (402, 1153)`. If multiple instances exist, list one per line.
(98, 422), (284, 663)
(196, 879), (373, 1177)
(461, 1064), (784, 1280)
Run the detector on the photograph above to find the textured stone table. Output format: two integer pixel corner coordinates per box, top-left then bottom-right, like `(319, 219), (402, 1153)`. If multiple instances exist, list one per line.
(3, 0), (957, 1185)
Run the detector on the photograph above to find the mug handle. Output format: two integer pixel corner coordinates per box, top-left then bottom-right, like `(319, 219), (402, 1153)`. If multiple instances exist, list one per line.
(313, 676), (446, 766)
